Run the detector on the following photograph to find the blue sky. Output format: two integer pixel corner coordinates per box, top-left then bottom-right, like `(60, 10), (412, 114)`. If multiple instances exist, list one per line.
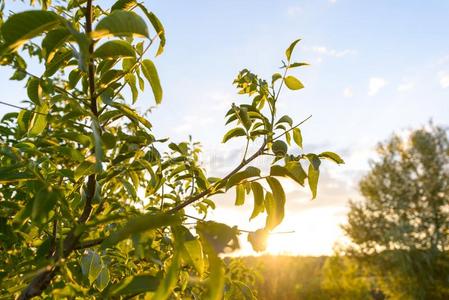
(1, 0), (448, 255)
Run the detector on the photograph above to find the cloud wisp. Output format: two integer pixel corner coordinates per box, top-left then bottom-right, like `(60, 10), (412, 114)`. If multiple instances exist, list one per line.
(368, 77), (387, 96)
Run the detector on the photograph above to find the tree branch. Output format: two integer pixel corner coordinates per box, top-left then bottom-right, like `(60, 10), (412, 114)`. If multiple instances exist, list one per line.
(168, 140), (267, 213)
(18, 1), (99, 298)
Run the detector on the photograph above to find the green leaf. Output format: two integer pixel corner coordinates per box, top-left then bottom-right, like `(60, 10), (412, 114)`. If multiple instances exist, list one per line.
(226, 166), (261, 190)
(285, 39), (301, 61)
(111, 0), (137, 11)
(153, 253), (180, 300)
(0, 170), (35, 184)
(95, 265), (110, 292)
(270, 163), (306, 186)
(204, 249), (225, 300)
(141, 59), (163, 104)
(293, 127), (303, 148)
(272, 140), (288, 156)
(32, 186), (59, 223)
(306, 153), (321, 170)
(250, 182), (264, 220)
(102, 213), (180, 248)
(27, 78), (42, 106)
(110, 102), (152, 130)
(94, 10), (149, 39)
(265, 177), (286, 230)
(183, 238), (204, 275)
(238, 107), (252, 130)
(248, 229), (268, 252)
(1, 10), (62, 53)
(235, 184), (245, 206)
(28, 103), (48, 136)
(308, 164), (319, 199)
(319, 151), (345, 164)
(41, 28), (70, 62)
(108, 274), (159, 296)
(197, 221), (240, 253)
(74, 160), (95, 181)
(290, 62), (309, 68)
(272, 72), (282, 84)
(68, 69), (82, 89)
(80, 250), (102, 285)
(222, 127), (246, 143)
(284, 76), (304, 90)
(276, 115), (293, 126)
(44, 49), (73, 77)
(119, 178), (137, 200)
(94, 40), (136, 59)
(285, 161), (307, 186)
(138, 4), (166, 56)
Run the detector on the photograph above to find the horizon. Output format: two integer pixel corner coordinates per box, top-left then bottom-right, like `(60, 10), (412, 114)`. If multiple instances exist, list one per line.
(0, 0), (448, 256)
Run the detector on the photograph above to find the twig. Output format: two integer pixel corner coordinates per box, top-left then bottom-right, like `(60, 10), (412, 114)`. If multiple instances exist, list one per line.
(272, 114), (312, 141)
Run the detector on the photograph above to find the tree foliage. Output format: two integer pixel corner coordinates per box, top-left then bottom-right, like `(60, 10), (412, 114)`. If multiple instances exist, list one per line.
(0, 0), (341, 298)
(343, 125), (449, 299)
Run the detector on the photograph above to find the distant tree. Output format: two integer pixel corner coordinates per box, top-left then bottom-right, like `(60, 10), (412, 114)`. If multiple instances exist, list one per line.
(0, 0), (343, 299)
(343, 125), (449, 299)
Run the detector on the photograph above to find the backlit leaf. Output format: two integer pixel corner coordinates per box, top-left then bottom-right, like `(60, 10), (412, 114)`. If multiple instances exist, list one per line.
(248, 229), (268, 252)
(102, 213), (180, 248)
(285, 38), (301, 61)
(95, 265), (110, 292)
(138, 4), (166, 56)
(41, 28), (70, 62)
(153, 252), (180, 300)
(183, 238), (204, 275)
(293, 127), (303, 148)
(108, 274), (159, 296)
(80, 250), (102, 284)
(111, 0), (137, 11)
(1, 10), (62, 52)
(32, 186), (59, 223)
(226, 166), (261, 190)
(203, 246), (225, 300)
(308, 164), (320, 199)
(94, 40), (136, 59)
(222, 127), (246, 143)
(141, 59), (163, 104)
(94, 10), (149, 39)
(250, 182), (264, 220)
(319, 151), (345, 164)
(284, 76), (304, 90)
(27, 77), (42, 106)
(265, 177), (286, 230)
(28, 103), (48, 136)
(235, 184), (245, 206)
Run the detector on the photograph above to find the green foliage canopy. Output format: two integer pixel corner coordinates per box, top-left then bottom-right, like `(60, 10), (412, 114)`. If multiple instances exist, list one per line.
(0, 1), (342, 298)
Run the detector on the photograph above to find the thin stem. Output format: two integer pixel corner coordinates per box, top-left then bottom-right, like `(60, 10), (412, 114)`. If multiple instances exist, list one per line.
(272, 114), (312, 141)
(168, 140), (267, 213)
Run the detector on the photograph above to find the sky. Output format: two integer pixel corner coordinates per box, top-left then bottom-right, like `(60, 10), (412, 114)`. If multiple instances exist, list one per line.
(1, 0), (448, 256)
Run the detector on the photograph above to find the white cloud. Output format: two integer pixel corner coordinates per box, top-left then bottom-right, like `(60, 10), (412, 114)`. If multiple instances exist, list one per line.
(310, 46), (356, 58)
(368, 77), (387, 96)
(397, 81), (414, 93)
(329, 0), (337, 3)
(343, 87), (353, 98)
(287, 5), (302, 16)
(438, 71), (449, 88)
